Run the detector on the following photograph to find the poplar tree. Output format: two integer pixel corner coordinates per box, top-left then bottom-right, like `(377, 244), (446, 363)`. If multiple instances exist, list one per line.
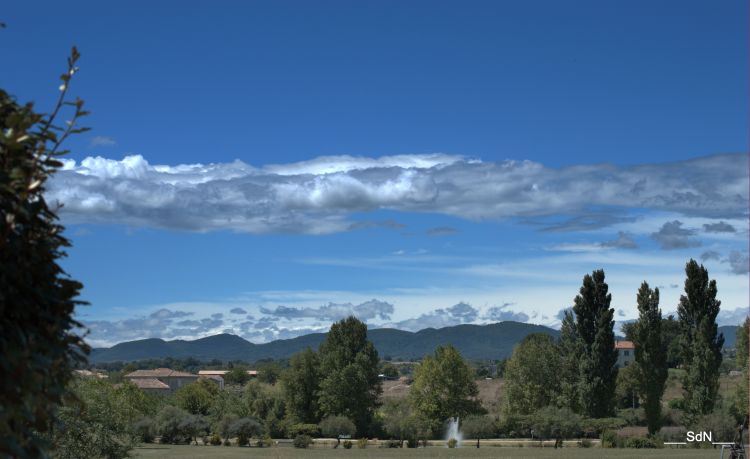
(633, 282), (667, 435)
(573, 269), (618, 418)
(677, 259), (724, 418)
(557, 310), (583, 413)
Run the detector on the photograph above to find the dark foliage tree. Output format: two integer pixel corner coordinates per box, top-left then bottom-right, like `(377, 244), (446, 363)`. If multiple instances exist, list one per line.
(572, 269), (618, 418)
(0, 48), (90, 457)
(677, 259), (724, 418)
(317, 317), (382, 436)
(282, 348), (321, 424)
(632, 282), (667, 435)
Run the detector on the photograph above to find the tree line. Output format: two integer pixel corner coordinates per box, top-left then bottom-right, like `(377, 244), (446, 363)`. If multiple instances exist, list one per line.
(503, 262), (744, 438)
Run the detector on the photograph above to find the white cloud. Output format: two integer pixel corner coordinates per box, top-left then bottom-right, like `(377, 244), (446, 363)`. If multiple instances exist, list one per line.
(89, 136), (116, 147)
(47, 153), (748, 234)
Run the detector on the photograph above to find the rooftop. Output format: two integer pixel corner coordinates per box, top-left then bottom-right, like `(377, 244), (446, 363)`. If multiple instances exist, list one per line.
(129, 378), (170, 390)
(125, 368), (197, 378)
(615, 340), (635, 350)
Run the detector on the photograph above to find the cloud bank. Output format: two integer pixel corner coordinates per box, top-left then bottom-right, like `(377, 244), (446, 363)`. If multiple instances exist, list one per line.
(49, 153), (748, 234)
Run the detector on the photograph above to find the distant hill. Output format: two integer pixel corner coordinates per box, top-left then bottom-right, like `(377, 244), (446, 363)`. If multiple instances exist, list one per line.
(89, 321), (559, 363)
(720, 325), (741, 349)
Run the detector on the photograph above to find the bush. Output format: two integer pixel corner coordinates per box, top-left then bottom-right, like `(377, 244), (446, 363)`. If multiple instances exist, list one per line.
(156, 406), (191, 444)
(625, 437), (659, 448)
(223, 439), (231, 446)
(209, 434), (222, 445)
(343, 440), (353, 449)
(382, 439), (401, 448)
(578, 439), (592, 448)
(133, 417), (156, 443)
(601, 430), (618, 448)
(293, 434), (313, 448)
(319, 415), (356, 439)
(447, 438), (457, 448)
(255, 435), (274, 447)
(230, 417), (264, 446)
(287, 423), (320, 438)
(357, 438), (368, 448)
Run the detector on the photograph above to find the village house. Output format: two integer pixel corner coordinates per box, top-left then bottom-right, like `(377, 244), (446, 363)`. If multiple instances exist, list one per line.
(615, 340), (635, 368)
(124, 368), (199, 392)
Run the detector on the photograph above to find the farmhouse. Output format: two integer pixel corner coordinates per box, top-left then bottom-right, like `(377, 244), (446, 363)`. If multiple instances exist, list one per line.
(124, 368), (198, 392)
(615, 340), (635, 368)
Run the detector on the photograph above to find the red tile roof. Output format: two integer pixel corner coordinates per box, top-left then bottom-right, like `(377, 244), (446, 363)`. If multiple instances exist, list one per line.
(125, 368), (197, 378)
(615, 340), (635, 349)
(129, 378), (170, 390)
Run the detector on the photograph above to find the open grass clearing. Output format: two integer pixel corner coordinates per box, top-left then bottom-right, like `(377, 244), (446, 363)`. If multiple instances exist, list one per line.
(132, 444), (721, 459)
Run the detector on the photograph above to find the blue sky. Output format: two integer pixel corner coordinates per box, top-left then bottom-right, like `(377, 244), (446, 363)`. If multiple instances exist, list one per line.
(2, 1), (748, 346)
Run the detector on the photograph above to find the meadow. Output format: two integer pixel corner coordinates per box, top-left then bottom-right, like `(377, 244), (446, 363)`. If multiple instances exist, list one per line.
(132, 444), (720, 459)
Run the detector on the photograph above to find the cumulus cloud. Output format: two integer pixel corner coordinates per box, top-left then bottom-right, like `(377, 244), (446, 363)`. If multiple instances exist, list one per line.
(717, 307), (749, 326)
(230, 307), (247, 315)
(390, 302), (480, 331)
(483, 303), (530, 322)
(260, 299), (394, 322)
(703, 221), (736, 233)
(83, 309), (220, 347)
(46, 153), (748, 234)
(725, 251), (749, 275)
(651, 221), (701, 249)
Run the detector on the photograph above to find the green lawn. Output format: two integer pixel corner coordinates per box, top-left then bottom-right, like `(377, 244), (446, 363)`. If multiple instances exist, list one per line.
(132, 444), (720, 459)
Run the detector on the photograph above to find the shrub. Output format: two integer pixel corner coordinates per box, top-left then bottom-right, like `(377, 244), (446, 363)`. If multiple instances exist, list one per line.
(406, 438), (418, 448)
(230, 417), (264, 446)
(293, 434), (313, 448)
(133, 417), (156, 443)
(601, 430), (618, 448)
(156, 406), (191, 444)
(578, 439), (592, 448)
(255, 435), (274, 447)
(382, 439), (401, 448)
(287, 423), (320, 438)
(223, 439), (231, 446)
(625, 437), (659, 448)
(343, 440), (353, 449)
(447, 438), (458, 448)
(319, 415), (356, 438)
(209, 434), (222, 446)
(356, 438), (368, 448)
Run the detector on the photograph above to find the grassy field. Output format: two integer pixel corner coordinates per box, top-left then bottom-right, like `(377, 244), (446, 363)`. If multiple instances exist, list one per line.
(132, 444), (722, 459)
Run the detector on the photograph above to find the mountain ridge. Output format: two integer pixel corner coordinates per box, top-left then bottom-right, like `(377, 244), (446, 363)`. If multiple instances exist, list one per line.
(89, 321), (559, 363)
(89, 322), (742, 364)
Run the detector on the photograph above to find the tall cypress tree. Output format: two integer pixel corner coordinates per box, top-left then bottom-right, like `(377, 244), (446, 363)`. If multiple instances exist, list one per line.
(633, 282), (667, 435)
(677, 259), (724, 419)
(573, 269), (618, 418)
